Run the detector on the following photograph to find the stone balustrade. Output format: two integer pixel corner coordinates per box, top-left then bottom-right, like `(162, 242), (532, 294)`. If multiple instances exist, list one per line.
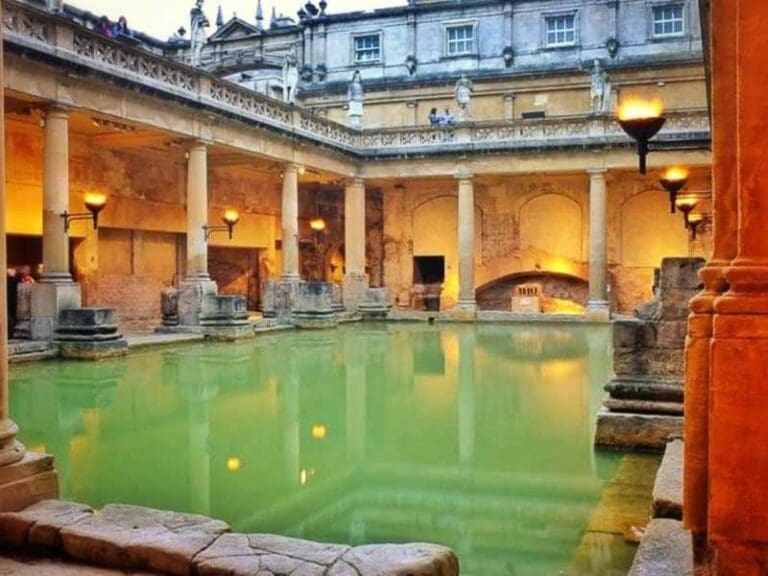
(3, 0), (711, 161)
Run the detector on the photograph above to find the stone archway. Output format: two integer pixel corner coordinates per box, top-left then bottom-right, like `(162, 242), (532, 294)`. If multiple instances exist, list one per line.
(476, 271), (589, 314)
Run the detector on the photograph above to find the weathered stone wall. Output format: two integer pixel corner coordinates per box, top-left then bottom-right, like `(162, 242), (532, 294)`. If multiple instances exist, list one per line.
(477, 273), (589, 313)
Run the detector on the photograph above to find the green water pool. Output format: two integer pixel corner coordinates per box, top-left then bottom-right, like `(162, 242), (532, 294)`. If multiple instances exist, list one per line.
(10, 323), (658, 575)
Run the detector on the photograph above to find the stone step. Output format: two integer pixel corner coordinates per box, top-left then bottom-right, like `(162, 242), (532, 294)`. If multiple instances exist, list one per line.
(0, 501), (458, 576)
(595, 409), (683, 451)
(603, 397), (684, 415)
(652, 439), (684, 520)
(605, 377), (684, 403)
(628, 519), (693, 576)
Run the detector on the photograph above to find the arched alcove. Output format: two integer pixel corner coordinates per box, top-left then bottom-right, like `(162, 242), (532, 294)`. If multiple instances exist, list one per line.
(520, 194), (583, 262)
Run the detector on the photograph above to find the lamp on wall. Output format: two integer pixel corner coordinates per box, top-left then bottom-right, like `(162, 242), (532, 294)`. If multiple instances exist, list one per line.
(687, 213), (704, 240)
(61, 193), (107, 233)
(661, 167), (690, 213)
(309, 218), (326, 232)
(203, 209), (240, 242)
(675, 196), (699, 226)
(617, 98), (666, 175)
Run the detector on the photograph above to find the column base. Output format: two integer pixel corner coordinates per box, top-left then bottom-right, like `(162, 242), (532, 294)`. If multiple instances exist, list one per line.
(178, 278), (218, 327)
(451, 300), (477, 321)
(30, 281), (82, 341)
(342, 273), (368, 311)
(262, 278), (300, 324)
(0, 452), (58, 513)
(586, 300), (611, 322)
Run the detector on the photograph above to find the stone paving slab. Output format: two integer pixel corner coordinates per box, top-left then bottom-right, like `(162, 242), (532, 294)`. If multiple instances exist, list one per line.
(628, 519), (693, 576)
(0, 501), (459, 576)
(124, 334), (205, 349)
(652, 440), (684, 520)
(0, 553), (162, 575)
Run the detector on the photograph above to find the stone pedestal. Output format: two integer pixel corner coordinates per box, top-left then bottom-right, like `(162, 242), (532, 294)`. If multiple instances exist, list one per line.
(56, 308), (128, 360)
(0, 452), (58, 513)
(262, 278), (300, 324)
(199, 295), (253, 341)
(30, 282), (81, 341)
(161, 287), (179, 327)
(12, 283), (32, 339)
(292, 282), (337, 329)
(358, 288), (392, 320)
(178, 279), (218, 327)
(343, 273), (368, 312)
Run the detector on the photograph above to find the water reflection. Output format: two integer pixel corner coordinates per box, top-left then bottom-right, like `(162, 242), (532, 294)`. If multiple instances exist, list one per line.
(10, 323), (647, 576)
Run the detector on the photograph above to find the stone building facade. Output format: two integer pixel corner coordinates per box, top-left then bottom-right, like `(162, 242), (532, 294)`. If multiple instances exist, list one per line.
(3, 0), (711, 333)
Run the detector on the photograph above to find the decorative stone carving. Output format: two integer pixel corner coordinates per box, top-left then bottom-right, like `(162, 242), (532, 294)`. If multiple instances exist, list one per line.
(160, 287), (179, 327)
(606, 36), (620, 58)
(282, 51), (299, 104)
(315, 63), (327, 82)
(454, 74), (473, 122)
(590, 59), (611, 115)
(189, 0), (210, 67)
(502, 45), (514, 67)
(511, 283), (542, 314)
(347, 70), (364, 129)
(405, 53), (417, 75)
(55, 308), (128, 360)
(300, 64), (313, 83)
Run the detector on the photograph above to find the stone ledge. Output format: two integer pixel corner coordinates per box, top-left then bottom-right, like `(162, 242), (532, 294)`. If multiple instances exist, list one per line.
(628, 519), (692, 576)
(0, 501), (459, 576)
(595, 410), (683, 451)
(652, 440), (684, 520)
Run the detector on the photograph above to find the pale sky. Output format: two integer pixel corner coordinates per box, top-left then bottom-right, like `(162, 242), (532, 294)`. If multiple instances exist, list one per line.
(69, 0), (402, 39)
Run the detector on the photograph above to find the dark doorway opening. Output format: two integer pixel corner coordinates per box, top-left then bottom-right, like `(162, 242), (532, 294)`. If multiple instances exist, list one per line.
(413, 256), (445, 285)
(208, 247), (263, 311)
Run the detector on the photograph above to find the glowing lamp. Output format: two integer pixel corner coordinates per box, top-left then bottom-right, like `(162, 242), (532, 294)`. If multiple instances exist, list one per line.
(204, 209), (240, 241)
(311, 424), (327, 439)
(226, 457), (241, 472)
(687, 213), (704, 240)
(617, 98), (666, 175)
(61, 193), (108, 233)
(309, 218), (326, 232)
(660, 167), (690, 213)
(675, 196), (699, 225)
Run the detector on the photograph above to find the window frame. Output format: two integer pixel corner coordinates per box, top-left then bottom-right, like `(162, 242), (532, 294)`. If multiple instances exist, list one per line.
(650, 2), (686, 39)
(542, 10), (579, 49)
(443, 21), (478, 58)
(351, 31), (383, 65)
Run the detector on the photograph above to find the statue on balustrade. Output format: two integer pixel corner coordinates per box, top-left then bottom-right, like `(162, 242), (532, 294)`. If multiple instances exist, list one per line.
(347, 70), (364, 129)
(190, 0), (210, 67)
(455, 74), (473, 122)
(590, 59), (612, 115)
(283, 50), (300, 104)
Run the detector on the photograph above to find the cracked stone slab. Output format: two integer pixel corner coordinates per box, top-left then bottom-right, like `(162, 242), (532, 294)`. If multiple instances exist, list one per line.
(342, 543), (459, 576)
(0, 500), (93, 549)
(60, 504), (230, 576)
(652, 439), (684, 520)
(628, 519), (692, 576)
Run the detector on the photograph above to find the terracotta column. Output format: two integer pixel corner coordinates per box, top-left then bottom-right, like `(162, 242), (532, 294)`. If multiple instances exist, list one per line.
(683, 0), (737, 566)
(706, 0), (768, 572)
(281, 163), (300, 281)
(0, 0), (24, 468)
(343, 177), (368, 309)
(586, 169), (610, 321)
(30, 106), (81, 340)
(185, 142), (209, 280)
(456, 172), (476, 313)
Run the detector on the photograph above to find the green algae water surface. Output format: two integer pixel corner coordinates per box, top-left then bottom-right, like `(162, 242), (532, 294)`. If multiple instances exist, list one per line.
(10, 323), (657, 576)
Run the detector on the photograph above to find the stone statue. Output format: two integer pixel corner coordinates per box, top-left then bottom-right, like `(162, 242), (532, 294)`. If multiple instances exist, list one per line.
(348, 70), (364, 129)
(190, 0), (210, 67)
(590, 59), (611, 115)
(282, 51), (299, 104)
(455, 74), (473, 121)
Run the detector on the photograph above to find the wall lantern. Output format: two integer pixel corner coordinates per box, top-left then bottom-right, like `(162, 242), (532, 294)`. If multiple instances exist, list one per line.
(61, 193), (107, 233)
(309, 218), (326, 232)
(675, 196), (699, 226)
(661, 167), (690, 213)
(687, 213), (704, 240)
(617, 98), (666, 175)
(203, 209), (240, 242)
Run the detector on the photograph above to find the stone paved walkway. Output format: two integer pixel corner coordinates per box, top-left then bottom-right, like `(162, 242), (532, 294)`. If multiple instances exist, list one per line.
(0, 553), (162, 575)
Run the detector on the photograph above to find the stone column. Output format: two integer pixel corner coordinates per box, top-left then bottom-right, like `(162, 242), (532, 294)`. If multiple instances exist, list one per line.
(343, 177), (368, 310)
(281, 163), (301, 282)
(0, 2), (58, 510)
(31, 106), (81, 340)
(455, 172), (476, 316)
(178, 142), (217, 327)
(586, 169), (610, 321)
(684, 0), (737, 565)
(705, 1), (768, 571)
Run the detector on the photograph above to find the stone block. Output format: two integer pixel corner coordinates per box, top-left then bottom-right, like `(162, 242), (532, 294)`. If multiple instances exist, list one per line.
(58, 340), (128, 360)
(655, 320), (689, 349)
(0, 500), (93, 549)
(56, 308), (128, 360)
(30, 282), (82, 341)
(161, 288), (179, 327)
(199, 295), (253, 341)
(652, 440), (684, 520)
(60, 504), (230, 576)
(614, 319), (657, 349)
(595, 409), (683, 451)
(293, 282), (338, 329)
(262, 279), (299, 324)
(13, 283), (33, 339)
(342, 273), (368, 311)
(628, 519), (692, 576)
(659, 257), (706, 292)
(660, 288), (697, 321)
(613, 347), (685, 378)
(603, 397), (683, 415)
(605, 377), (684, 403)
(177, 279), (217, 327)
(358, 287), (392, 320)
(0, 453), (58, 514)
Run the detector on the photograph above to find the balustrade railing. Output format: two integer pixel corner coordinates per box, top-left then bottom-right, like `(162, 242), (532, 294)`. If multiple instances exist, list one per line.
(3, 0), (710, 158)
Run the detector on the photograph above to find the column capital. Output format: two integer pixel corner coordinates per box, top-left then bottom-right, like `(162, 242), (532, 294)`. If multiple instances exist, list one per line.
(343, 176), (366, 188)
(186, 140), (209, 153)
(587, 168), (608, 177)
(44, 104), (70, 118)
(283, 162), (302, 175)
(455, 169), (474, 182)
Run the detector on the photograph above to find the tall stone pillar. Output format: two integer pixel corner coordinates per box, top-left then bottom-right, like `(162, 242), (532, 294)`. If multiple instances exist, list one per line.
(281, 163), (301, 282)
(455, 172), (476, 316)
(0, 2), (58, 510)
(704, 1), (768, 572)
(343, 177), (368, 310)
(586, 169), (610, 321)
(31, 106), (81, 340)
(684, 0), (737, 566)
(178, 142), (217, 327)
